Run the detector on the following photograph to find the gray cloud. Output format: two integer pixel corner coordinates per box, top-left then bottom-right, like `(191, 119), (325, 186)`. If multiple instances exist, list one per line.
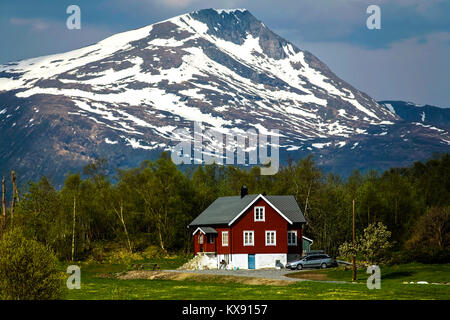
(299, 32), (450, 107)
(10, 18), (51, 31)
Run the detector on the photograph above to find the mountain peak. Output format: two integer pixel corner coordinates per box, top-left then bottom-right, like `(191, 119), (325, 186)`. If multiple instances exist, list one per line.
(195, 8), (249, 15)
(176, 8), (294, 60)
(0, 9), (448, 183)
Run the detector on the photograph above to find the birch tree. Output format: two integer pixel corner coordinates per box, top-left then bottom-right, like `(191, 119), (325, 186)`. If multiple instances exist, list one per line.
(63, 174), (81, 262)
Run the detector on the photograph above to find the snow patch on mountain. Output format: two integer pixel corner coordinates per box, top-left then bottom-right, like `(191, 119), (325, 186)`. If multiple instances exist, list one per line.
(384, 103), (396, 115)
(1, 7), (447, 176)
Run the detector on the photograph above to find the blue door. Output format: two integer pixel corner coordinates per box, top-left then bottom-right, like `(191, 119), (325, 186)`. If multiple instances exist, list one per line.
(248, 254), (255, 269)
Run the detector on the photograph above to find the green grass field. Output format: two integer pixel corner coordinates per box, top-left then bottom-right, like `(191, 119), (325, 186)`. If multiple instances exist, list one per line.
(64, 259), (450, 300)
(286, 263), (450, 284)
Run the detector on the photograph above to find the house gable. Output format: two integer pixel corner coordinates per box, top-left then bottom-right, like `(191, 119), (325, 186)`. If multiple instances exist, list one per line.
(230, 197), (293, 254)
(228, 194), (293, 226)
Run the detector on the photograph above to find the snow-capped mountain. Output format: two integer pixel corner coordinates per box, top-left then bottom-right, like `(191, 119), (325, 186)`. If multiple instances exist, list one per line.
(0, 8), (448, 183)
(380, 101), (450, 128)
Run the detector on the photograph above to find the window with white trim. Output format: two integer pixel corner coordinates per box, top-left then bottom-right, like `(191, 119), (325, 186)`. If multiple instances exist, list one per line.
(287, 231), (297, 246)
(265, 231), (276, 246)
(222, 231), (229, 247)
(254, 206), (265, 221)
(198, 234), (204, 244)
(243, 231), (254, 246)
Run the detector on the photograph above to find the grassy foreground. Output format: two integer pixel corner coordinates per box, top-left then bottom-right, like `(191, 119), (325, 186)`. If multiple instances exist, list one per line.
(286, 263), (450, 284)
(64, 260), (450, 300)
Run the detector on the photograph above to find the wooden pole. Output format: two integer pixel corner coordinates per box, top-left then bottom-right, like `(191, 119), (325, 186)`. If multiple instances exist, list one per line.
(1, 177), (5, 229)
(10, 171), (16, 224)
(13, 173), (19, 202)
(352, 199), (357, 281)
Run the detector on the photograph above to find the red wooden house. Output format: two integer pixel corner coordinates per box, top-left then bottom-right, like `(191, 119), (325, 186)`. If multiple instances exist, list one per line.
(189, 187), (306, 269)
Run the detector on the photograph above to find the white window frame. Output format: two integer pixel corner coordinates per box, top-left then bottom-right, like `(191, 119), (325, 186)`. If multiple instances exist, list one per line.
(222, 231), (229, 247)
(287, 230), (297, 246)
(198, 234), (204, 244)
(243, 231), (254, 246)
(265, 230), (276, 246)
(254, 206), (265, 221)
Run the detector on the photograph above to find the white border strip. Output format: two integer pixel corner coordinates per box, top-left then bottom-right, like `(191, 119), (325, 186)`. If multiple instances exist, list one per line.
(192, 227), (206, 235)
(302, 235), (314, 244)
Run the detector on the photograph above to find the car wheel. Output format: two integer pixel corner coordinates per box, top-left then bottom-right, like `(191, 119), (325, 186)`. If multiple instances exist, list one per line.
(296, 264), (303, 270)
(321, 263), (327, 269)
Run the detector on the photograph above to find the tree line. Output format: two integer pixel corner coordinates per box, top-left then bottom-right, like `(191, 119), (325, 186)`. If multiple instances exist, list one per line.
(0, 152), (448, 262)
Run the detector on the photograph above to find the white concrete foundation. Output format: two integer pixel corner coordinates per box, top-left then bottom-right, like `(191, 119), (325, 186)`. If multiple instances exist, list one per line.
(255, 253), (287, 269)
(221, 253), (288, 269)
(228, 254), (248, 269)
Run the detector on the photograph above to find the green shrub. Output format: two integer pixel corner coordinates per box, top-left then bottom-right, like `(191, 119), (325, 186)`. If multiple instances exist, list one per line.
(105, 249), (143, 264)
(85, 240), (166, 263)
(141, 245), (165, 259)
(88, 240), (112, 262)
(130, 233), (153, 252)
(0, 228), (64, 300)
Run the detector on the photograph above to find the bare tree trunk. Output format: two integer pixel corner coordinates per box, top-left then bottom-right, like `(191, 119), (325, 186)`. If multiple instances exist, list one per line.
(1, 177), (5, 230)
(437, 225), (443, 248)
(71, 195), (76, 262)
(157, 224), (166, 253)
(394, 198), (398, 225)
(185, 228), (192, 254)
(10, 171), (17, 224)
(13, 172), (19, 202)
(138, 187), (169, 254)
(352, 199), (357, 282)
(114, 200), (132, 253)
(293, 178), (299, 202)
(304, 182), (312, 217)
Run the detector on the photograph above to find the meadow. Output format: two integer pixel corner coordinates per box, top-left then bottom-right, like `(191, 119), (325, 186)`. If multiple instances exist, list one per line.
(63, 259), (450, 300)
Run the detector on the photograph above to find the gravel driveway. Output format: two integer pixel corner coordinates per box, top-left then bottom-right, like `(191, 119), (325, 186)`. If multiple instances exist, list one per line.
(167, 269), (310, 282)
(166, 268), (352, 284)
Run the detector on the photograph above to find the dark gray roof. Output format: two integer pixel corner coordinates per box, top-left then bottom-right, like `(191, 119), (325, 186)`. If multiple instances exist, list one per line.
(265, 195), (306, 224)
(189, 194), (306, 227)
(189, 194), (259, 226)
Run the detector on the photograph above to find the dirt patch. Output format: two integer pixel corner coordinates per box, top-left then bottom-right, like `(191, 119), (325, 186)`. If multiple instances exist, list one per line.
(285, 272), (329, 281)
(96, 273), (114, 279)
(113, 270), (292, 286)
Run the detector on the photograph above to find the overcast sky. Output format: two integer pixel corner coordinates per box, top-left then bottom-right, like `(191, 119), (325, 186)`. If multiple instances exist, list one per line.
(1, 0), (449, 107)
